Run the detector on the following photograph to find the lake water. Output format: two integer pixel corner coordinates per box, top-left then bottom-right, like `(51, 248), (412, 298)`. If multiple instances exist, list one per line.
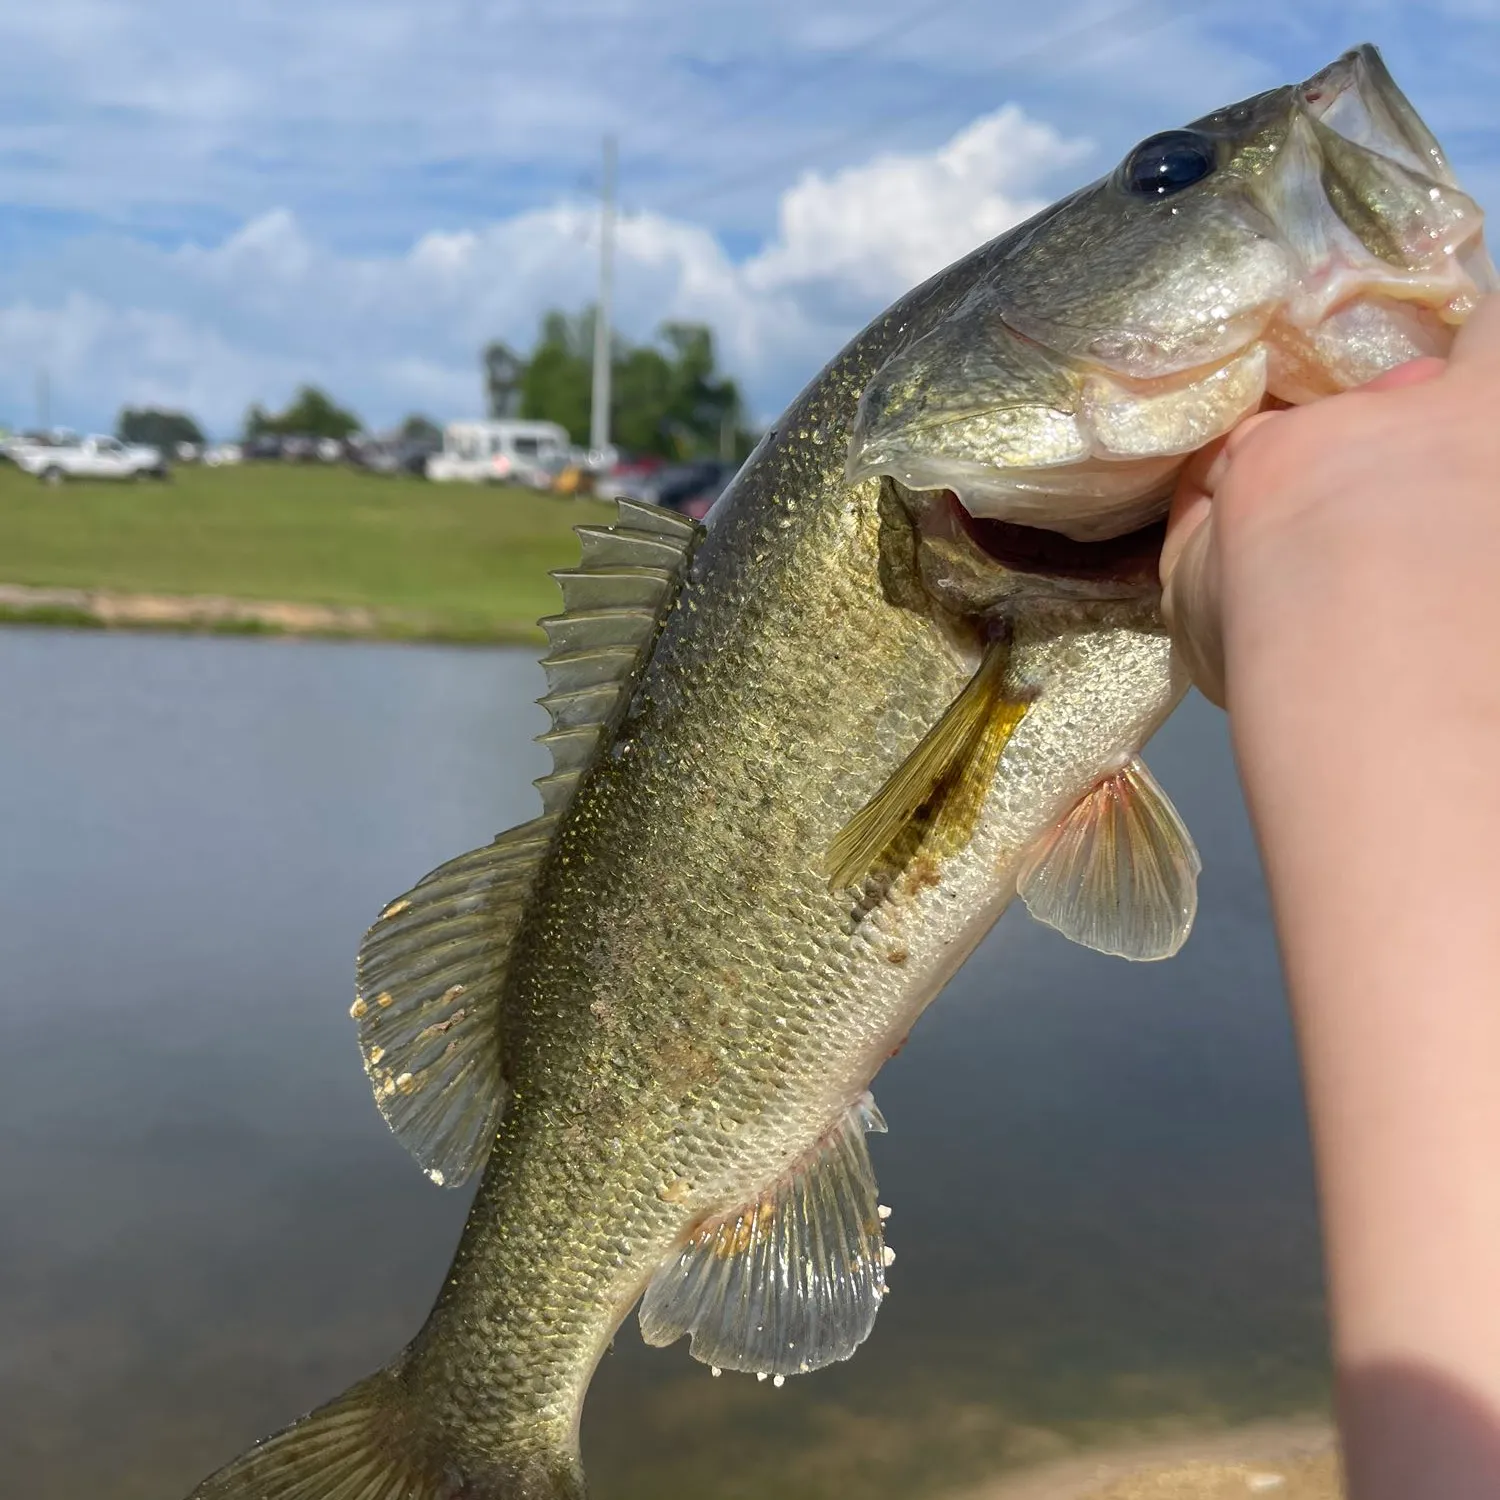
(0, 628), (1328, 1500)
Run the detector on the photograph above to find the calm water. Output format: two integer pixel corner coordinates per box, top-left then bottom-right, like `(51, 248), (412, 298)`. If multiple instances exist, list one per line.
(0, 629), (1327, 1500)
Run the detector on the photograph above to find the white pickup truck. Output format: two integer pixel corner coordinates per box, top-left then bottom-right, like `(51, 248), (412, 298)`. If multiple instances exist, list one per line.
(12, 434), (167, 485)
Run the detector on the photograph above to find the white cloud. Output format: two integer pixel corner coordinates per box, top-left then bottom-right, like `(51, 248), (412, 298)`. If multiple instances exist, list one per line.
(748, 106), (1091, 300)
(0, 103), (1087, 436)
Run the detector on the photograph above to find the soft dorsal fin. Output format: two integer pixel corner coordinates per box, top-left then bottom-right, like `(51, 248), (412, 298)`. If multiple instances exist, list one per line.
(825, 637), (1028, 891)
(353, 817), (556, 1185)
(639, 1094), (892, 1379)
(536, 499), (701, 816)
(1015, 755), (1201, 961)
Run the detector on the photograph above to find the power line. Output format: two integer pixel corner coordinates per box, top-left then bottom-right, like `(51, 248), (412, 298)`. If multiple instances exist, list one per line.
(647, 0), (1205, 215)
(625, 0), (973, 165)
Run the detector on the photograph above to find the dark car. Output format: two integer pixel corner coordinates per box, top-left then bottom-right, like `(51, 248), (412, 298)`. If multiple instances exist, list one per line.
(647, 460), (738, 517)
(346, 436), (402, 474)
(399, 437), (441, 477)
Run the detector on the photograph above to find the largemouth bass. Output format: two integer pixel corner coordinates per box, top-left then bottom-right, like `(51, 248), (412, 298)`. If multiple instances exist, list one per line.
(191, 45), (1492, 1500)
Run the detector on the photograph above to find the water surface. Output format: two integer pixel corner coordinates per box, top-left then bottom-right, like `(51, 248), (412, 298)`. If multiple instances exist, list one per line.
(0, 629), (1327, 1500)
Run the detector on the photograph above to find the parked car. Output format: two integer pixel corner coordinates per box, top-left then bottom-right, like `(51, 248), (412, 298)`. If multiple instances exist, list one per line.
(639, 459), (738, 519)
(346, 435), (403, 475)
(122, 440), (171, 480)
(399, 437), (442, 476)
(203, 443), (244, 467)
(3, 429), (76, 465)
(594, 453), (665, 502)
(426, 420), (571, 487)
(13, 434), (166, 485)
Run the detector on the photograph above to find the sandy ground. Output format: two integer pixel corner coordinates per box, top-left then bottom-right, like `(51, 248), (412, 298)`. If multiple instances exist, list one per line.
(946, 1420), (1339, 1500)
(0, 582), (388, 635)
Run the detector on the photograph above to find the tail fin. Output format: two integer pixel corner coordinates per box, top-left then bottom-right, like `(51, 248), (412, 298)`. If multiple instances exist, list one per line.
(186, 1365), (585, 1500)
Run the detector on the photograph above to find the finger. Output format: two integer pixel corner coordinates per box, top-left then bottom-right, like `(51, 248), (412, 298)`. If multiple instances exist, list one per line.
(1161, 408), (1282, 585)
(1362, 356), (1445, 392)
(1161, 510), (1226, 709)
(1159, 483), (1212, 588)
(1448, 292), (1500, 370)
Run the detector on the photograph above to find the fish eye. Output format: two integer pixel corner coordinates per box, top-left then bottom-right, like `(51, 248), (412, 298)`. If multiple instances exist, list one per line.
(1121, 130), (1218, 198)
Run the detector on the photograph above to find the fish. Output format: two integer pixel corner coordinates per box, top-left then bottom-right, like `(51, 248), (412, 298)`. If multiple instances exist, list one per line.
(188, 45), (1493, 1500)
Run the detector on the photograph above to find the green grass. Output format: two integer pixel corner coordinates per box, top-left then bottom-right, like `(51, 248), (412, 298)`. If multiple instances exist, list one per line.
(0, 462), (612, 641)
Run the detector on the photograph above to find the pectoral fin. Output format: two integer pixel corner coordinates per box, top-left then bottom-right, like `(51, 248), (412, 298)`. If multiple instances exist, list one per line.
(639, 1095), (891, 1379)
(825, 639), (1027, 891)
(1016, 756), (1200, 961)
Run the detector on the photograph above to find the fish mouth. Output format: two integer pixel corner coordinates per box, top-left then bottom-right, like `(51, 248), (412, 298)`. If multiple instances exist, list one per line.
(1255, 45), (1494, 403)
(952, 494), (1166, 586)
(901, 481), (1171, 614)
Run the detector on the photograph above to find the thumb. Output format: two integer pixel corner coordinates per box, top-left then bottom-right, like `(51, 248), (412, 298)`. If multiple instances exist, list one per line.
(1158, 414), (1278, 711)
(1161, 503), (1226, 709)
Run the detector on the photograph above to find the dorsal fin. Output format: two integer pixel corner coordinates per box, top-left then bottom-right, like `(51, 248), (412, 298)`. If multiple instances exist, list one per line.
(354, 817), (557, 1185)
(352, 500), (700, 1185)
(537, 499), (701, 816)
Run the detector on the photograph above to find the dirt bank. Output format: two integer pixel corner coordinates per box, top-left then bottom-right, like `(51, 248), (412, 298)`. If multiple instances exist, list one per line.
(946, 1420), (1338, 1500)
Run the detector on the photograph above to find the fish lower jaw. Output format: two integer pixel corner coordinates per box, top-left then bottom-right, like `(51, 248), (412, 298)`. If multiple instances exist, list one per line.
(1285, 254), (1486, 330)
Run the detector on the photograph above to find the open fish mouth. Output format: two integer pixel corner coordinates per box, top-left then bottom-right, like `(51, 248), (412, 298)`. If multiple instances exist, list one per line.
(953, 494), (1167, 586)
(848, 44), (1495, 572)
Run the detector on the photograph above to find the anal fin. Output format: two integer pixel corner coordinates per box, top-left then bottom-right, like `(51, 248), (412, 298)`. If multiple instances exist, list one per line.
(353, 816), (556, 1186)
(639, 1095), (891, 1379)
(1016, 755), (1200, 961)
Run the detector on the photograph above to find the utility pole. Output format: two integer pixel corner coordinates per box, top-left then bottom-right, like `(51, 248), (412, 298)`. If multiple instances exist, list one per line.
(36, 368), (50, 433)
(589, 135), (616, 457)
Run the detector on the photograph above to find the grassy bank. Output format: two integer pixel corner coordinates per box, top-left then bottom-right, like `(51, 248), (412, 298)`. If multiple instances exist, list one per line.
(0, 462), (613, 641)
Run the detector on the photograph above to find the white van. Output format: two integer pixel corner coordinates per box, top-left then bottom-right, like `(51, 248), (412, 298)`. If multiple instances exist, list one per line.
(426, 420), (571, 487)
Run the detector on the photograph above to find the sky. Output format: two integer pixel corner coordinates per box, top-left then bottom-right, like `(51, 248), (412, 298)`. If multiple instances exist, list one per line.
(2, 0), (1499, 438)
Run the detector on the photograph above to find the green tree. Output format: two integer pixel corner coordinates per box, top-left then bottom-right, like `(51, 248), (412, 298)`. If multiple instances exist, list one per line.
(514, 308), (754, 459)
(483, 341), (525, 420)
(245, 386), (362, 440)
(657, 322), (747, 459)
(519, 310), (595, 444)
(117, 407), (205, 449)
(611, 344), (675, 455)
(399, 413), (443, 445)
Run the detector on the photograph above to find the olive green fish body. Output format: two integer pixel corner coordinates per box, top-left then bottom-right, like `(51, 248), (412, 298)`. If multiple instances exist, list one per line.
(403, 301), (1182, 1478)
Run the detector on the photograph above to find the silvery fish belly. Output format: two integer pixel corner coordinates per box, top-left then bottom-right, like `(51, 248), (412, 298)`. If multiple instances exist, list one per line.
(189, 45), (1494, 1500)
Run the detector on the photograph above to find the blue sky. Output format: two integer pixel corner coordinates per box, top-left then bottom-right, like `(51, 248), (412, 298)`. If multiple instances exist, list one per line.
(1, 0), (1498, 437)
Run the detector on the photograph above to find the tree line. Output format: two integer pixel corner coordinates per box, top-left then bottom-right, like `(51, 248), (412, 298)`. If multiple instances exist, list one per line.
(116, 310), (754, 460)
(485, 310), (755, 460)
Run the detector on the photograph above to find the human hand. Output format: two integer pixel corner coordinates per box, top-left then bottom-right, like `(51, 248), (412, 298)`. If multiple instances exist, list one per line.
(1158, 298), (1500, 709)
(1157, 296), (1500, 1500)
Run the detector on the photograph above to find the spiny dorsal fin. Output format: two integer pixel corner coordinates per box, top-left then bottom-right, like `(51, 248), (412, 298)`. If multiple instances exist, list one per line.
(825, 637), (1028, 891)
(1016, 755), (1201, 961)
(537, 499), (701, 816)
(353, 816), (556, 1186)
(639, 1094), (892, 1379)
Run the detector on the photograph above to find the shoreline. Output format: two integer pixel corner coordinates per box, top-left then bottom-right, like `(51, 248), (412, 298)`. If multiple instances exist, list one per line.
(0, 582), (541, 645)
(948, 1419), (1338, 1499)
